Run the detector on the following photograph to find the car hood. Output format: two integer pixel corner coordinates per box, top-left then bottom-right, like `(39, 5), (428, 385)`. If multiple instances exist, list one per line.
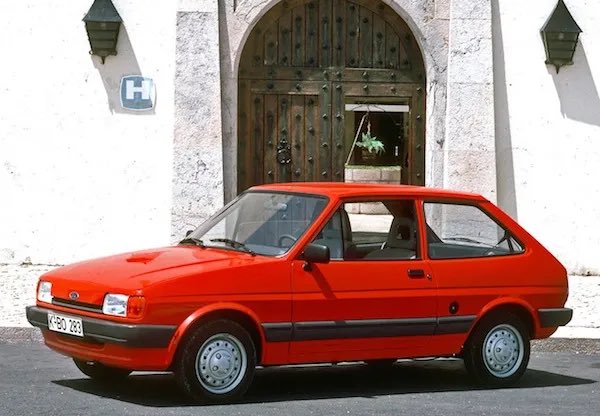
(42, 246), (259, 305)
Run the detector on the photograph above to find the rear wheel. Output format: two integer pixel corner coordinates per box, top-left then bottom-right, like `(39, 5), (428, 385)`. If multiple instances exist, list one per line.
(175, 319), (256, 403)
(73, 359), (131, 382)
(463, 313), (530, 386)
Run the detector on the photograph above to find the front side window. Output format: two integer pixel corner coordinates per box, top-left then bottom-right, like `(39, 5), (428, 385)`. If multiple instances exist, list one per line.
(423, 202), (524, 259)
(311, 200), (419, 261)
(188, 191), (327, 256)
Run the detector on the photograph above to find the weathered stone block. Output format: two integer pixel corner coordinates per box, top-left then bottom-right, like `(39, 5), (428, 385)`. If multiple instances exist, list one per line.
(345, 167), (382, 182)
(450, 0), (491, 20)
(446, 82), (495, 150)
(435, 0), (450, 20)
(447, 19), (493, 85)
(379, 167), (402, 182)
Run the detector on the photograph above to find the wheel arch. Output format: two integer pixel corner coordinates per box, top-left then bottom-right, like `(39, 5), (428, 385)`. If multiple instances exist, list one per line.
(166, 303), (266, 369)
(467, 298), (539, 343)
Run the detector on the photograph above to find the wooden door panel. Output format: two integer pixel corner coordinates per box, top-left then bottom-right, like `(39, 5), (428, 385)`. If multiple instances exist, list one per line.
(318, 85), (332, 181)
(290, 95), (306, 181)
(263, 95), (278, 184)
(292, 6), (306, 67)
(305, 1), (319, 67)
(332, 81), (345, 180)
(251, 95), (264, 188)
(359, 6), (373, 68)
(319, 0), (332, 67)
(278, 11), (293, 67)
(238, 0), (426, 192)
(345, 1), (359, 68)
(372, 13), (386, 68)
(277, 96), (293, 183)
(332, 0), (346, 67)
(304, 95), (319, 182)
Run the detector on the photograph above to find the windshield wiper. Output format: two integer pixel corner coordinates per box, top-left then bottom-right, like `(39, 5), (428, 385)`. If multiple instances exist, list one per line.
(178, 237), (205, 248)
(209, 238), (256, 256)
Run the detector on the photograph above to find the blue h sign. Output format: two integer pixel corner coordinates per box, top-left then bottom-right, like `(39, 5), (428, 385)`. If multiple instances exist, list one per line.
(120, 76), (155, 111)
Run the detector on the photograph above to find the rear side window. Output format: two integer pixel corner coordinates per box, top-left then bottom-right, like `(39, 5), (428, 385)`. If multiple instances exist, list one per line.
(424, 202), (524, 259)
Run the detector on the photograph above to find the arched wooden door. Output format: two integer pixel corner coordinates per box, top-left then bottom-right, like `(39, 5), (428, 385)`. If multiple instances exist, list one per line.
(238, 0), (425, 192)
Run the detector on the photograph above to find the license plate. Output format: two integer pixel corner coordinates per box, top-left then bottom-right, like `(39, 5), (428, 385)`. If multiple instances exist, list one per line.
(47, 313), (84, 337)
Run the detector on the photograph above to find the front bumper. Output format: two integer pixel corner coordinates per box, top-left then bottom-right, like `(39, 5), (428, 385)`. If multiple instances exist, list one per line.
(26, 306), (176, 348)
(538, 308), (573, 328)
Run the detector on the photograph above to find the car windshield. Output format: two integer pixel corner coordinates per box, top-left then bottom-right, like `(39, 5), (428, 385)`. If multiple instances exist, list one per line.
(185, 191), (328, 256)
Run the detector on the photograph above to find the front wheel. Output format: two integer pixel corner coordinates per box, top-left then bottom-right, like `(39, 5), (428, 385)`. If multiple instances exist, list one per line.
(175, 319), (256, 403)
(73, 359), (131, 382)
(463, 313), (530, 387)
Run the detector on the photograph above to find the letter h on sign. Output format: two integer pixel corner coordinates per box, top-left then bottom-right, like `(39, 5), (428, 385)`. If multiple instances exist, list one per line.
(120, 76), (156, 110)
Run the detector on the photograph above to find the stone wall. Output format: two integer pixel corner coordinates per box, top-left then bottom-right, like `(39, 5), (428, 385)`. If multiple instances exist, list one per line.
(172, 0), (225, 240)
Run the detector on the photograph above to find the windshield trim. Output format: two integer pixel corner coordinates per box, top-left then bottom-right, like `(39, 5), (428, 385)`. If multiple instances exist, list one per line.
(187, 190), (330, 258)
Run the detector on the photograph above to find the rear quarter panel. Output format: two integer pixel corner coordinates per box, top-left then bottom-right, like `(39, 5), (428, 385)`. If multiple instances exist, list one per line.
(429, 200), (568, 354)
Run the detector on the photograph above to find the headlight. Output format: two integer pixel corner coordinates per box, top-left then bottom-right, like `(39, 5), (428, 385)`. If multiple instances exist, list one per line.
(37, 281), (53, 303)
(102, 294), (129, 317)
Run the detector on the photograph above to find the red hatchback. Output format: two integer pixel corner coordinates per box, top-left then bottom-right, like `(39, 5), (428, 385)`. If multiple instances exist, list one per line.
(27, 183), (572, 402)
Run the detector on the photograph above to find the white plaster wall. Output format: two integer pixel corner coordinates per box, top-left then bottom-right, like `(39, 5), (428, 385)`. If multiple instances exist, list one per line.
(494, 0), (600, 274)
(0, 1), (176, 265)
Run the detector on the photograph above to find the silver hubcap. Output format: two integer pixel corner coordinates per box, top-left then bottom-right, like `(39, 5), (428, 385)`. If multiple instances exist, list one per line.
(195, 333), (247, 394)
(483, 324), (524, 378)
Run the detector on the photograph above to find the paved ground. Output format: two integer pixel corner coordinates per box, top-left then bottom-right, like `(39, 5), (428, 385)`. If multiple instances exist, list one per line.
(2, 264), (599, 337)
(0, 341), (598, 416)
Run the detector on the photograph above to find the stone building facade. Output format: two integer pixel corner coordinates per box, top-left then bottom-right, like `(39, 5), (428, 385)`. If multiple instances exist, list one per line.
(1, 0), (600, 274)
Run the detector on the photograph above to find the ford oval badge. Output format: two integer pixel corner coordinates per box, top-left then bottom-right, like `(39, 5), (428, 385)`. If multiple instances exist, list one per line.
(69, 291), (79, 301)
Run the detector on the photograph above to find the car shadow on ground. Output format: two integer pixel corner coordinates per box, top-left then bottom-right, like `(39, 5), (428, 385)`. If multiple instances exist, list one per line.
(53, 359), (597, 407)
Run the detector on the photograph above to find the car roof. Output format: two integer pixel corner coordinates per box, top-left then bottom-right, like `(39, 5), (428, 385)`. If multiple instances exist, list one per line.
(250, 182), (487, 202)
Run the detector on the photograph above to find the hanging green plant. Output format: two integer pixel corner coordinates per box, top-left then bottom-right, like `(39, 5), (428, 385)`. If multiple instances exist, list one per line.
(356, 122), (385, 155)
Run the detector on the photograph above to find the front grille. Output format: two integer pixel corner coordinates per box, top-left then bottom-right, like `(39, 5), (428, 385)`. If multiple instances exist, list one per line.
(52, 297), (103, 313)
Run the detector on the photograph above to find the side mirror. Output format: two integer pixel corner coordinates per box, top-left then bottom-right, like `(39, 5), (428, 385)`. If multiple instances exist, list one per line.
(185, 230), (193, 237)
(302, 243), (330, 270)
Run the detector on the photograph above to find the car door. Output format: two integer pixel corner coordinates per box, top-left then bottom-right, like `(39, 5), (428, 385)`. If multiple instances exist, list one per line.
(289, 198), (437, 364)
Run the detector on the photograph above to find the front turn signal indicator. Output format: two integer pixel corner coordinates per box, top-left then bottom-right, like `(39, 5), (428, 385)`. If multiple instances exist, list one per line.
(127, 296), (146, 319)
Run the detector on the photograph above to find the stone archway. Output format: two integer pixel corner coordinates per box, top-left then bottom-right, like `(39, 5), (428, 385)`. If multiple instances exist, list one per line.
(236, 0), (426, 192)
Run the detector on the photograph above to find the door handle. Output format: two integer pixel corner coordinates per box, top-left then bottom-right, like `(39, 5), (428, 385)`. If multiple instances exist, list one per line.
(407, 269), (425, 278)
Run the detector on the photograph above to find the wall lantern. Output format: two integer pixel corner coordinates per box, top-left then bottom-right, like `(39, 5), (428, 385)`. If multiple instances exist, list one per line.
(83, 0), (123, 64)
(541, 0), (582, 73)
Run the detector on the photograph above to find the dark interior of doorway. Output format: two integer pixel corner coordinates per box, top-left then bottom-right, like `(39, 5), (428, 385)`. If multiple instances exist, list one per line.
(348, 111), (406, 167)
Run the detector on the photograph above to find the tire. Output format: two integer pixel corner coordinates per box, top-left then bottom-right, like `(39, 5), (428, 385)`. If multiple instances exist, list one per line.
(73, 358), (131, 382)
(175, 319), (256, 403)
(463, 313), (530, 387)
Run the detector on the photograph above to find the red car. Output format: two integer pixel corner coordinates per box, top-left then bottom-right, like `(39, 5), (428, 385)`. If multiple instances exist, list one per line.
(27, 183), (572, 402)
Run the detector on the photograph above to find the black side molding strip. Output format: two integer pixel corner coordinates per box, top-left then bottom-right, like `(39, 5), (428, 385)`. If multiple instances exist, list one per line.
(538, 308), (573, 328)
(262, 322), (293, 342)
(26, 306), (176, 348)
(436, 315), (476, 335)
(293, 318), (437, 341)
(262, 315), (476, 342)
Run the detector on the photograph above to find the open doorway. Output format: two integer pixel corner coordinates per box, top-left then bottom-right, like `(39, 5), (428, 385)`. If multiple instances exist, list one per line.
(344, 101), (411, 184)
